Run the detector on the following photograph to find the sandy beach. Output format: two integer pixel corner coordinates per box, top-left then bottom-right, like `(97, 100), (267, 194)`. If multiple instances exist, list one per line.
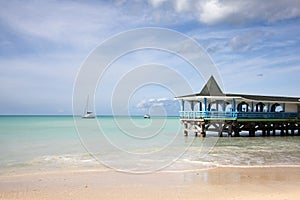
(1, 167), (300, 200)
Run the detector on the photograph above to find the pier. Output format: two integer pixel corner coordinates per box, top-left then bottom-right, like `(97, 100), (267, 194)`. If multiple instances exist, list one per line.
(175, 76), (300, 137)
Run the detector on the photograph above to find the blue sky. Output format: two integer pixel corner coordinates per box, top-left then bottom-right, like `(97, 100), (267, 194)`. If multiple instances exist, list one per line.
(0, 0), (300, 115)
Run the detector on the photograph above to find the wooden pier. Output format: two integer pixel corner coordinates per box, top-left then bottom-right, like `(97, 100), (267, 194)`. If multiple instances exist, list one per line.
(175, 76), (300, 137)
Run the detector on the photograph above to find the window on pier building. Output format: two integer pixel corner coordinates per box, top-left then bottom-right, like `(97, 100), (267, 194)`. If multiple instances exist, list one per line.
(237, 102), (250, 112)
(208, 100), (229, 112)
(225, 104), (233, 112)
(271, 103), (283, 112)
(255, 102), (265, 112)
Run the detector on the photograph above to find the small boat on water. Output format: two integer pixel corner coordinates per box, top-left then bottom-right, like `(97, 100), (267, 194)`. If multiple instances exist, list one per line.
(82, 95), (95, 119)
(82, 111), (95, 119)
(144, 114), (150, 119)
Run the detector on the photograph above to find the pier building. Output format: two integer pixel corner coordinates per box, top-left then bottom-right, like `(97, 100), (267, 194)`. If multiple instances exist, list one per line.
(175, 76), (300, 137)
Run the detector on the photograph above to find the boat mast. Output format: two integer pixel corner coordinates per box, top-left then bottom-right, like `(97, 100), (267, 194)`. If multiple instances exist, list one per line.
(84, 95), (90, 114)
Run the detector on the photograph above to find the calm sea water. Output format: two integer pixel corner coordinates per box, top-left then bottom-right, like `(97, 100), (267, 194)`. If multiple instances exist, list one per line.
(1, 116), (300, 174)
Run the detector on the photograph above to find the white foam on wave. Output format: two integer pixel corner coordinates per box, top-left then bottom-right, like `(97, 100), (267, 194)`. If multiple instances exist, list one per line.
(216, 164), (300, 169)
(40, 154), (99, 165)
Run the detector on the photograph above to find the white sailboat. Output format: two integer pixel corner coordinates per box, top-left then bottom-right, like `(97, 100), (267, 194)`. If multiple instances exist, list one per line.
(144, 114), (150, 119)
(82, 95), (95, 119)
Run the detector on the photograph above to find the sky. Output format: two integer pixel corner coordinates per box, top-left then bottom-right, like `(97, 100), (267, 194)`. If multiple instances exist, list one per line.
(0, 0), (300, 115)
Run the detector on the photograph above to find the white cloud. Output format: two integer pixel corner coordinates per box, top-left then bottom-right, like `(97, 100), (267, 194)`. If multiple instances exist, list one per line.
(148, 0), (300, 25)
(136, 98), (180, 116)
(197, 0), (237, 24)
(228, 30), (269, 51)
(0, 1), (148, 50)
(149, 0), (167, 8)
(188, 20), (300, 56)
(174, 0), (190, 12)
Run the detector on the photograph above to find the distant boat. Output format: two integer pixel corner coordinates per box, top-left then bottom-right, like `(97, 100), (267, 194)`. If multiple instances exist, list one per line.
(82, 95), (95, 119)
(82, 111), (95, 119)
(144, 114), (150, 119)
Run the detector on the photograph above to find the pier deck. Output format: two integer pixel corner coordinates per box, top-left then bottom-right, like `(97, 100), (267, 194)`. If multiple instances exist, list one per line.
(180, 113), (299, 137)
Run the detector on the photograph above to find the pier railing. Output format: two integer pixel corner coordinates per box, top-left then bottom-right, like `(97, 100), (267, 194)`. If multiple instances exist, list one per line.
(179, 111), (298, 119)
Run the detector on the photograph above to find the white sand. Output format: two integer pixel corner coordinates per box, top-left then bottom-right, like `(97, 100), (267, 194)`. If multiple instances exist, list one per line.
(1, 167), (300, 200)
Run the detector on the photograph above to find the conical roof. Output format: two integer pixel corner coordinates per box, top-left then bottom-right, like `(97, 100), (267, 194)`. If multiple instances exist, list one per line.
(175, 76), (300, 103)
(199, 76), (223, 96)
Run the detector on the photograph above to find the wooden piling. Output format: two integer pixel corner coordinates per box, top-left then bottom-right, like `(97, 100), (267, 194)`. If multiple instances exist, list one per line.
(249, 122), (255, 137)
(200, 123), (206, 138)
(228, 123), (233, 137)
(285, 123), (289, 136)
(280, 123), (285, 136)
(266, 123), (270, 136)
(272, 123), (276, 136)
(184, 123), (188, 136)
(262, 123), (266, 137)
(218, 123), (223, 137)
(233, 122), (240, 137)
(291, 123), (295, 136)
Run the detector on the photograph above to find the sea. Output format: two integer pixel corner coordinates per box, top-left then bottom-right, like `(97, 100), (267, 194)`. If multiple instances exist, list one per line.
(1, 116), (300, 175)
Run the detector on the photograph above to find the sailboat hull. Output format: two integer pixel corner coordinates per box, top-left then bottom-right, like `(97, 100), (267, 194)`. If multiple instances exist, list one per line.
(82, 113), (95, 119)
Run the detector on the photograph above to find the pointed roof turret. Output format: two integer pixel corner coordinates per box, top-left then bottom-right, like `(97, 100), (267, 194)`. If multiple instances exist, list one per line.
(199, 76), (223, 96)
(175, 76), (300, 103)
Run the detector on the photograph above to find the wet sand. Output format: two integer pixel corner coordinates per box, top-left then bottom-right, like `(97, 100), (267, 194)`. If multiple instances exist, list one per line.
(1, 167), (300, 200)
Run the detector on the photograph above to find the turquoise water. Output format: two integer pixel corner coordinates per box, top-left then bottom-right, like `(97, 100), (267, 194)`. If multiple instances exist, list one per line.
(1, 116), (300, 174)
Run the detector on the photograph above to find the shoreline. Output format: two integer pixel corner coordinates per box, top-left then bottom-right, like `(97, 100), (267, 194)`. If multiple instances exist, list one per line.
(2, 164), (300, 176)
(1, 166), (300, 200)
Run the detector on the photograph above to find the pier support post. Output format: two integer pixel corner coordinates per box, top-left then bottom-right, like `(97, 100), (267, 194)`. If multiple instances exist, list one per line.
(218, 131), (223, 137)
(218, 123), (223, 137)
(291, 123), (295, 136)
(280, 123), (285, 136)
(234, 130), (240, 137)
(233, 122), (240, 137)
(272, 123), (276, 136)
(262, 123), (266, 137)
(249, 122), (255, 137)
(285, 123), (289, 136)
(184, 123), (188, 136)
(249, 130), (255, 137)
(266, 123), (271, 136)
(228, 123), (233, 137)
(200, 123), (206, 138)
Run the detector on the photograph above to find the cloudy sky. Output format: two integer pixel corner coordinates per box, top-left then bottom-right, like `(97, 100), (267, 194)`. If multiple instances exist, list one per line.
(0, 0), (300, 115)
